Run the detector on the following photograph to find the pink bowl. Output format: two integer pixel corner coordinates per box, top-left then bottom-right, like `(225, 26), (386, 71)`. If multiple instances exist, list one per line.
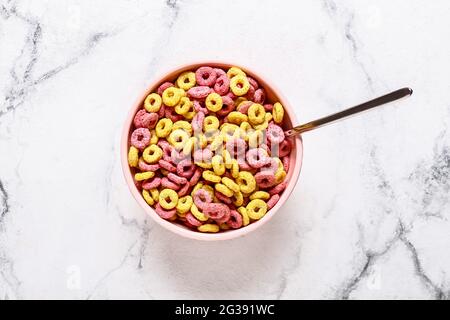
(121, 61), (303, 241)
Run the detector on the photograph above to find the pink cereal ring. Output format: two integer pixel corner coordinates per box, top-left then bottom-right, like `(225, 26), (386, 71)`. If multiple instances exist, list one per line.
(193, 100), (208, 114)
(215, 191), (233, 204)
(185, 212), (203, 227)
(227, 210), (243, 229)
(264, 104), (273, 112)
(247, 77), (259, 89)
(237, 101), (253, 114)
(195, 66), (217, 87)
(147, 112), (159, 129)
(214, 206), (231, 224)
(157, 82), (174, 96)
(282, 156), (290, 173)
(203, 203), (229, 221)
(158, 104), (166, 118)
(226, 138), (246, 157)
(260, 157), (278, 174)
(193, 189), (212, 210)
(155, 203), (176, 219)
(142, 177), (161, 190)
(246, 148), (270, 169)
(237, 158), (252, 171)
(214, 74), (230, 95)
(161, 177), (180, 190)
(216, 95), (234, 117)
(138, 158), (160, 172)
(214, 68), (226, 77)
(177, 182), (191, 197)
(170, 149), (187, 164)
(187, 86), (212, 99)
(226, 91), (237, 100)
(245, 84), (256, 100)
(269, 181), (287, 196)
(279, 139), (292, 158)
(193, 148), (212, 163)
(267, 123), (285, 144)
(189, 168), (202, 186)
(267, 194), (280, 210)
(133, 109), (149, 128)
(254, 88), (266, 104)
(255, 171), (276, 188)
(158, 159), (177, 173)
(192, 111), (205, 135)
(130, 128), (151, 150)
(177, 159), (196, 178)
(168, 172), (187, 185)
(165, 107), (183, 122)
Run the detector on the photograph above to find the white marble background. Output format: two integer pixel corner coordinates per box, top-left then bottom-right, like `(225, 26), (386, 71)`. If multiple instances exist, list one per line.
(0, 0), (449, 300)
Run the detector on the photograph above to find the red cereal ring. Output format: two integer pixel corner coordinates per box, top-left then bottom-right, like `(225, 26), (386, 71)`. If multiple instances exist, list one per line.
(187, 86), (212, 99)
(254, 88), (266, 104)
(193, 100), (208, 114)
(269, 181), (287, 196)
(189, 168), (202, 186)
(147, 112), (159, 129)
(214, 206), (231, 224)
(264, 104), (273, 112)
(227, 210), (243, 229)
(165, 106), (183, 122)
(193, 189), (212, 210)
(161, 177), (180, 190)
(138, 158), (160, 172)
(255, 171), (276, 188)
(245, 84), (256, 100)
(213, 74), (230, 95)
(225, 91), (237, 100)
(279, 139), (292, 158)
(195, 66), (217, 87)
(216, 95), (235, 117)
(214, 68), (226, 77)
(203, 203), (229, 221)
(267, 123), (285, 145)
(236, 101), (253, 114)
(158, 104), (166, 118)
(177, 182), (191, 197)
(260, 157), (278, 174)
(185, 212), (203, 227)
(157, 82), (174, 96)
(226, 138), (246, 157)
(133, 109), (148, 128)
(246, 148), (270, 169)
(247, 77), (259, 89)
(177, 159), (196, 178)
(131, 128), (151, 150)
(267, 194), (280, 209)
(214, 191), (232, 204)
(155, 203), (176, 219)
(158, 159), (177, 173)
(142, 177), (161, 190)
(168, 172), (187, 185)
(237, 158), (252, 171)
(282, 156), (290, 173)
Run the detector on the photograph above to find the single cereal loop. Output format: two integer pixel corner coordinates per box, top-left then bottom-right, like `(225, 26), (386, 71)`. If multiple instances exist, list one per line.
(172, 120), (192, 135)
(155, 118), (173, 138)
(168, 172), (187, 185)
(144, 93), (162, 113)
(187, 86), (212, 99)
(205, 93), (223, 112)
(227, 111), (248, 125)
(211, 155), (226, 176)
(138, 157), (160, 172)
(232, 191), (244, 207)
(142, 144), (163, 164)
(222, 149), (233, 169)
(202, 170), (222, 183)
(189, 168), (202, 186)
(185, 212), (202, 227)
(215, 191), (232, 204)
(221, 177), (240, 193)
(161, 177), (180, 190)
(246, 199), (268, 220)
(162, 87), (183, 107)
(155, 203), (176, 219)
(237, 171), (256, 194)
(204, 115), (220, 131)
(191, 203), (209, 222)
(177, 159), (196, 178)
(267, 123), (285, 144)
(168, 129), (190, 150)
(248, 103), (265, 125)
(176, 71), (196, 90)
(227, 210), (243, 229)
(215, 183), (233, 197)
(220, 123), (240, 142)
(269, 181), (287, 196)
(250, 191), (270, 201)
(227, 67), (246, 78)
(198, 224), (220, 233)
(142, 177), (161, 190)
(214, 74), (230, 95)
(230, 75), (250, 96)
(275, 169), (287, 184)
(159, 159), (177, 172)
(149, 130), (159, 145)
(176, 195), (193, 214)
(142, 189), (154, 206)
(131, 128), (151, 150)
(237, 207), (250, 226)
(159, 189), (179, 210)
(150, 188), (159, 201)
(255, 171), (277, 188)
(272, 102), (284, 124)
(193, 189), (212, 210)
(128, 146), (139, 167)
(231, 159), (240, 178)
(175, 97), (193, 115)
(195, 66), (217, 87)
(267, 194), (280, 209)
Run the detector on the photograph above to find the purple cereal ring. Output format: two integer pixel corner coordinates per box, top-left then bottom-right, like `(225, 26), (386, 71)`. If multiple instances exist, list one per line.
(246, 148), (270, 169)
(157, 82), (174, 96)
(189, 168), (202, 186)
(177, 159), (196, 178)
(214, 74), (230, 95)
(142, 177), (161, 190)
(203, 203), (229, 221)
(187, 86), (212, 99)
(165, 107), (183, 122)
(215, 191), (232, 204)
(267, 123), (285, 145)
(192, 111), (205, 135)
(177, 182), (191, 197)
(254, 88), (266, 104)
(227, 210), (243, 229)
(158, 159), (177, 173)
(193, 100), (208, 114)
(282, 156), (290, 173)
(186, 212), (203, 227)
(237, 101), (253, 114)
(193, 189), (212, 210)
(260, 157), (278, 174)
(247, 76), (259, 89)
(226, 138), (246, 157)
(158, 104), (166, 118)
(168, 172), (187, 185)
(130, 128), (151, 150)
(214, 207), (231, 224)
(214, 68), (226, 77)
(279, 139), (292, 158)
(155, 203), (176, 219)
(255, 171), (276, 188)
(264, 104), (273, 112)
(269, 181), (287, 196)
(161, 177), (180, 190)
(267, 194), (280, 210)
(138, 158), (160, 172)
(195, 66), (217, 87)
(216, 95), (235, 117)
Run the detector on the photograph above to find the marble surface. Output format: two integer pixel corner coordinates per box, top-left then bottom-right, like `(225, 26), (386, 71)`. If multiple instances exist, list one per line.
(1, 0), (449, 300)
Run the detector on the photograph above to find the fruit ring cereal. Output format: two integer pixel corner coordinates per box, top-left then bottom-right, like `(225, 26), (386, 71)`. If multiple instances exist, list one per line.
(128, 65), (293, 233)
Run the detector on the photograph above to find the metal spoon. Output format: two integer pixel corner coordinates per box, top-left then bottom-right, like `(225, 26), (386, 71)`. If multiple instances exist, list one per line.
(284, 87), (413, 137)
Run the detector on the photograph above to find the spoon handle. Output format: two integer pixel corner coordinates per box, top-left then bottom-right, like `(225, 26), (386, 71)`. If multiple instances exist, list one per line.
(284, 87), (413, 137)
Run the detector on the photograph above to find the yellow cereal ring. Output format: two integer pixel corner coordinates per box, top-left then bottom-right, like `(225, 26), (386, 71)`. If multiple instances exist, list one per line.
(222, 149), (232, 169)
(149, 129), (159, 145)
(211, 155), (225, 176)
(272, 102), (284, 124)
(246, 199), (268, 220)
(176, 195), (193, 214)
(220, 123), (239, 142)
(230, 75), (250, 96)
(155, 118), (173, 138)
(191, 182), (204, 196)
(172, 120), (192, 136)
(204, 115), (220, 131)
(135, 171), (155, 181)
(162, 87), (183, 107)
(240, 121), (252, 137)
(182, 137), (197, 156)
(142, 189), (154, 205)
(142, 144), (162, 163)
(196, 161), (213, 169)
(275, 169), (286, 184)
(221, 177), (240, 193)
(235, 97), (247, 107)
(231, 159), (240, 178)
(144, 93), (162, 112)
(168, 129), (190, 150)
(191, 203), (208, 222)
(205, 93), (223, 112)
(250, 191), (270, 201)
(128, 146), (139, 167)
(150, 188), (159, 201)
(227, 66), (246, 78)
(197, 134), (208, 148)
(237, 171), (256, 194)
(202, 170), (221, 183)
(198, 223), (220, 233)
(237, 207), (250, 226)
(176, 71), (196, 90)
(202, 185), (214, 198)
(219, 223), (230, 230)
(159, 189), (179, 210)
(265, 112), (273, 122)
(209, 135), (224, 151)
(215, 183), (233, 197)
(248, 129), (264, 149)
(233, 191), (244, 207)
(248, 103), (265, 125)
(227, 111), (248, 125)
(175, 97), (193, 115)
(253, 119), (269, 130)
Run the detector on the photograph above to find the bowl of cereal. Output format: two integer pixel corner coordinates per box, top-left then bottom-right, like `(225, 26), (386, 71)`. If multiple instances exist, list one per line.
(121, 62), (303, 240)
